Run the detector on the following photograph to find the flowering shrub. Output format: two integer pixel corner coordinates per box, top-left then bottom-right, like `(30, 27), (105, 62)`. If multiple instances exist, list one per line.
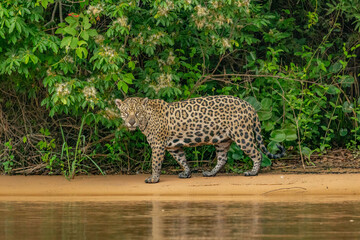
(0, 0), (360, 175)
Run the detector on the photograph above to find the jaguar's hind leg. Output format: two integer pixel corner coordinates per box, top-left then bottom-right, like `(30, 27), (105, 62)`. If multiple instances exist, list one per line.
(168, 148), (191, 178)
(243, 148), (262, 176)
(232, 130), (262, 176)
(203, 141), (231, 177)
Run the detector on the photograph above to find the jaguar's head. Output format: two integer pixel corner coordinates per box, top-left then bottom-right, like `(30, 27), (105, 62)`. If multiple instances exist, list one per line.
(115, 97), (149, 131)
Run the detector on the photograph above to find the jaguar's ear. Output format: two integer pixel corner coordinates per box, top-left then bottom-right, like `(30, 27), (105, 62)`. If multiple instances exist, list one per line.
(142, 97), (149, 106)
(115, 99), (122, 109)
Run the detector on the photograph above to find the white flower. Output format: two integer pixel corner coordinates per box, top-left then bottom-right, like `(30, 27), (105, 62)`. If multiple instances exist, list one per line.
(148, 32), (166, 45)
(47, 68), (55, 76)
(211, 35), (217, 45)
(157, 7), (169, 17)
(214, 14), (226, 26)
(64, 55), (74, 63)
(114, 16), (129, 28)
(87, 4), (104, 16)
(102, 46), (116, 58)
(195, 5), (208, 17)
(144, 76), (151, 83)
(158, 59), (166, 68)
(55, 83), (70, 96)
(166, 51), (175, 65)
(94, 35), (105, 44)
(159, 73), (173, 87)
(83, 86), (97, 102)
(237, 0), (251, 8)
(221, 38), (231, 49)
(194, 17), (206, 29)
(104, 107), (121, 120)
(156, 0), (174, 17)
(138, 36), (144, 45)
(211, 0), (219, 9)
(150, 73), (173, 93)
(87, 77), (96, 82)
(83, 86), (97, 98)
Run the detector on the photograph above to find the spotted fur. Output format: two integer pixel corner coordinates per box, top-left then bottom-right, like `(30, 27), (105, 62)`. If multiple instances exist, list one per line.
(115, 95), (285, 183)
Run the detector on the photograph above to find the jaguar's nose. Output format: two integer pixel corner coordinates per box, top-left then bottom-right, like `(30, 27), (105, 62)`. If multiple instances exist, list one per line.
(128, 118), (136, 126)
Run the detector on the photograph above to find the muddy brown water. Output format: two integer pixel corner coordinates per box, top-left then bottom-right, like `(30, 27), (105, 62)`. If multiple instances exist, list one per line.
(1, 197), (360, 239)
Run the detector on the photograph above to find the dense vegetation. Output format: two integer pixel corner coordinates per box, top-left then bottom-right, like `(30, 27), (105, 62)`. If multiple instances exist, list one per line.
(0, 0), (359, 177)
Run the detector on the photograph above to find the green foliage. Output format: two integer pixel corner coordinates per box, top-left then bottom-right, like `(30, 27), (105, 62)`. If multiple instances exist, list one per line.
(1, 140), (15, 174)
(1, 0), (360, 175)
(59, 114), (104, 179)
(37, 128), (60, 173)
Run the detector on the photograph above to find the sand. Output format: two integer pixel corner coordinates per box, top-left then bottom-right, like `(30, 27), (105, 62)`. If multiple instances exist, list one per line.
(1, 173), (360, 202)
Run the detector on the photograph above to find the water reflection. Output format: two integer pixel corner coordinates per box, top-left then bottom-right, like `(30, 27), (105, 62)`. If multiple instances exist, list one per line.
(0, 199), (359, 239)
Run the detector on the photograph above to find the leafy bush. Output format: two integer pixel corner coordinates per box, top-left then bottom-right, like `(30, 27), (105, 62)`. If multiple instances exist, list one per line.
(0, 0), (360, 175)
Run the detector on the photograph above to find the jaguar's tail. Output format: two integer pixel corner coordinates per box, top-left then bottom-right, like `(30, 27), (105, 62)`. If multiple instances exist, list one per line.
(253, 114), (285, 159)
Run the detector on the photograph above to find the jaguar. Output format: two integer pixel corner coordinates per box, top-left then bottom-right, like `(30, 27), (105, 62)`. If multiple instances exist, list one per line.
(115, 95), (285, 183)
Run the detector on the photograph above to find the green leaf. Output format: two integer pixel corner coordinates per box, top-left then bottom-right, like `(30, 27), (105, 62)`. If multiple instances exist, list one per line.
(112, 74), (118, 81)
(60, 36), (72, 48)
(339, 75), (354, 88)
(339, 128), (348, 137)
(329, 61), (342, 73)
(190, 47), (196, 58)
(258, 111), (272, 121)
(64, 26), (77, 36)
(327, 85), (340, 95)
(117, 81), (129, 93)
(41, 0), (49, 8)
(80, 31), (89, 41)
(15, 22), (21, 33)
(270, 130), (286, 142)
(283, 128), (297, 141)
(261, 98), (272, 110)
(55, 28), (63, 34)
(83, 22), (91, 30)
(263, 121), (274, 132)
(128, 61), (135, 70)
(87, 29), (98, 37)
(83, 17), (91, 30)
(75, 47), (88, 59)
(65, 16), (76, 24)
(342, 101), (353, 113)
(232, 153), (242, 160)
(24, 55), (30, 64)
(301, 147), (312, 160)
(9, 22), (15, 34)
(70, 37), (78, 49)
(244, 96), (261, 111)
(30, 55), (39, 64)
(122, 82), (129, 93)
(122, 73), (134, 84)
(23, 136), (27, 143)
(261, 155), (271, 167)
(77, 40), (87, 47)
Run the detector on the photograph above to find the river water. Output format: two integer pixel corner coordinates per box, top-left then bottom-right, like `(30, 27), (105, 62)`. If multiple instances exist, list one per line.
(0, 197), (359, 239)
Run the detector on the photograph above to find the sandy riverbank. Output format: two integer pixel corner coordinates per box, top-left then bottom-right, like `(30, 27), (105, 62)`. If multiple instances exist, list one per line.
(1, 173), (360, 202)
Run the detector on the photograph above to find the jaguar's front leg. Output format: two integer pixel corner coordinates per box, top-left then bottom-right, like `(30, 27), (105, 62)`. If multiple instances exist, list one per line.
(145, 145), (165, 183)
